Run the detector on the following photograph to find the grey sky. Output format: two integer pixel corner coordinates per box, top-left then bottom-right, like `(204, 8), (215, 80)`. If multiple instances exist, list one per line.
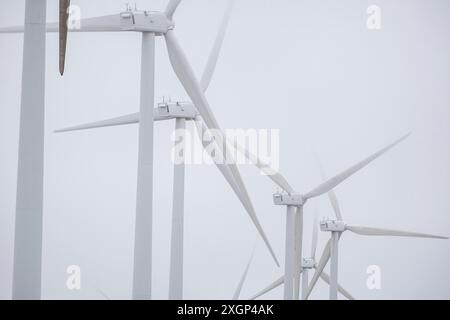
(1, 0), (449, 299)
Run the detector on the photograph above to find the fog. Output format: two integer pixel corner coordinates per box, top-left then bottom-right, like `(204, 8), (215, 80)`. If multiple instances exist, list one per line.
(1, 0), (449, 299)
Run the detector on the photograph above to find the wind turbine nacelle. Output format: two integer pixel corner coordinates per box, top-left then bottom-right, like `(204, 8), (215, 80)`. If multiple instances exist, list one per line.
(157, 102), (198, 120)
(119, 11), (174, 34)
(273, 193), (304, 206)
(320, 220), (346, 232)
(301, 258), (315, 269)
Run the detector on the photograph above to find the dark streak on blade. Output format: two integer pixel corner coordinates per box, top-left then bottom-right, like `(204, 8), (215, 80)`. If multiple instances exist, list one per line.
(59, 0), (70, 75)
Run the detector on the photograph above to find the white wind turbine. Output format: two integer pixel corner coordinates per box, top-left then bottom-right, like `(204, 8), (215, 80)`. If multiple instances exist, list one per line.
(305, 166), (448, 300)
(215, 133), (411, 300)
(249, 211), (354, 300)
(233, 134), (411, 300)
(1, 0), (280, 299)
(2, 0), (48, 300)
(276, 134), (412, 300)
(53, 1), (251, 300)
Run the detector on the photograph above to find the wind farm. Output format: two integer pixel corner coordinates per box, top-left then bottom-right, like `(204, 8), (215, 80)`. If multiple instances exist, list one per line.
(0, 0), (449, 301)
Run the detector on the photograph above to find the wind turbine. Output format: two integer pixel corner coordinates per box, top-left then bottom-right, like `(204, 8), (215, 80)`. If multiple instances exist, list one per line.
(248, 211), (354, 300)
(53, 1), (239, 300)
(220, 134), (409, 300)
(1, 0), (280, 299)
(308, 188), (448, 299)
(6, 0), (47, 300)
(275, 134), (412, 299)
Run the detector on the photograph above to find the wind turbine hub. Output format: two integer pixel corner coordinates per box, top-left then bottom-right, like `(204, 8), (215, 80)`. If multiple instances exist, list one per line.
(320, 220), (346, 232)
(157, 101), (198, 120)
(273, 193), (304, 206)
(118, 10), (175, 34)
(301, 258), (315, 269)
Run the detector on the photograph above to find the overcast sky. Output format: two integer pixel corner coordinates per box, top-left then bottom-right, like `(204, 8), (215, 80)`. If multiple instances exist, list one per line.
(1, 0), (449, 300)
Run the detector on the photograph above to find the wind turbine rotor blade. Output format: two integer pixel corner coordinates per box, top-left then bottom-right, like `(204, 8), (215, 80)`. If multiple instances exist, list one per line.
(0, 26), (28, 33)
(59, 0), (70, 75)
(320, 271), (355, 300)
(311, 210), (319, 259)
(200, 0), (234, 92)
(345, 225), (448, 239)
(165, 0), (182, 20)
(232, 248), (255, 300)
(304, 134), (410, 200)
(194, 118), (279, 266)
(306, 238), (332, 299)
(196, 114), (293, 192)
(327, 189), (343, 221)
(229, 138), (294, 193)
(1, 15), (129, 34)
(165, 32), (279, 266)
(54, 113), (140, 133)
(249, 276), (284, 300)
(315, 155), (343, 220)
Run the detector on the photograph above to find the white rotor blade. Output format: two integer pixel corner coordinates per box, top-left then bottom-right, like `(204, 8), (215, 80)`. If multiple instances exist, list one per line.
(320, 271), (354, 300)
(54, 113), (140, 133)
(228, 138), (294, 193)
(200, 0), (234, 92)
(316, 155), (342, 221)
(316, 156), (343, 220)
(311, 210), (319, 259)
(59, 0), (70, 75)
(345, 225), (448, 239)
(249, 276), (284, 300)
(232, 247), (255, 300)
(165, 31), (279, 266)
(305, 238), (332, 299)
(0, 15), (135, 34)
(0, 22), (57, 33)
(194, 118), (241, 197)
(194, 118), (280, 266)
(165, 0), (182, 20)
(0, 26), (29, 33)
(327, 189), (343, 221)
(304, 134), (410, 200)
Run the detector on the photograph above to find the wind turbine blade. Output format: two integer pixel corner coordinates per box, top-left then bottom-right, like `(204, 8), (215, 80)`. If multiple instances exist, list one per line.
(194, 118), (279, 267)
(327, 189), (343, 221)
(316, 154), (342, 221)
(232, 247), (255, 300)
(320, 271), (354, 300)
(165, 31), (279, 266)
(311, 210), (319, 259)
(305, 238), (332, 299)
(165, 0), (182, 20)
(0, 23), (59, 33)
(345, 225), (448, 239)
(0, 26), (28, 33)
(304, 134), (410, 200)
(316, 156), (343, 220)
(200, 0), (234, 92)
(54, 113), (140, 133)
(230, 138), (294, 193)
(249, 276), (284, 300)
(0, 15), (127, 34)
(59, 0), (70, 75)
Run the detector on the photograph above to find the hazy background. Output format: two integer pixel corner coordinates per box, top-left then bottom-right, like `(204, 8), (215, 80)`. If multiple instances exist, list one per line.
(1, 0), (449, 300)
